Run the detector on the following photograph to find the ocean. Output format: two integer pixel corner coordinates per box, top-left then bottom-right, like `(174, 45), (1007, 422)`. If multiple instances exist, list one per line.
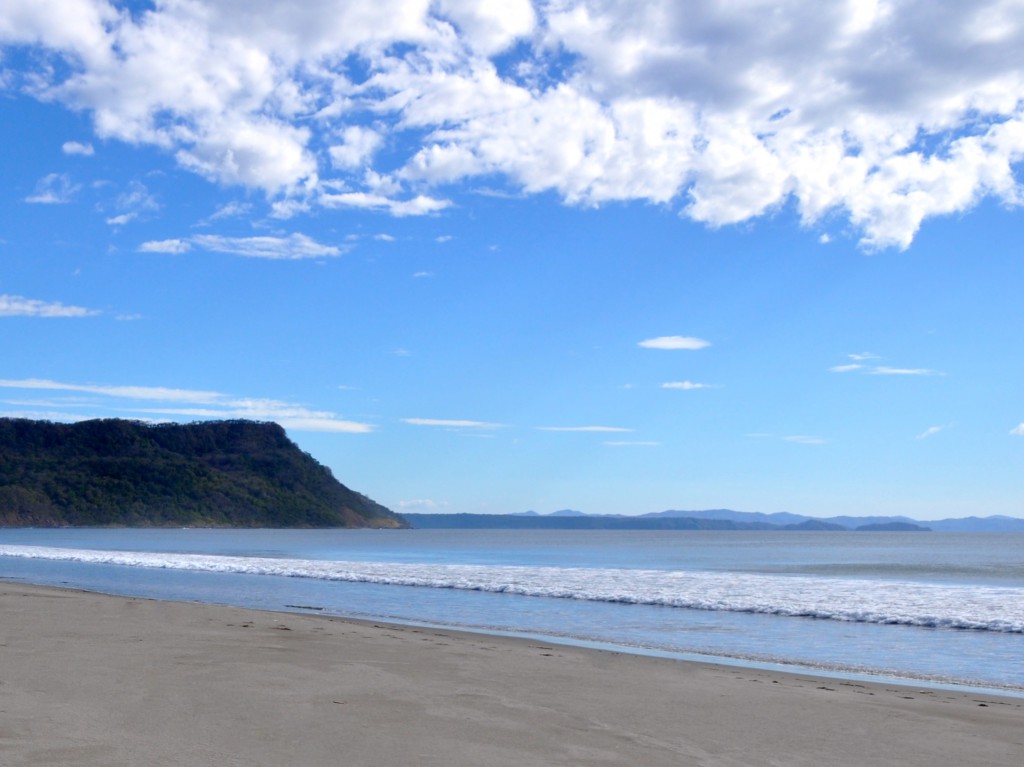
(1, 528), (1022, 693)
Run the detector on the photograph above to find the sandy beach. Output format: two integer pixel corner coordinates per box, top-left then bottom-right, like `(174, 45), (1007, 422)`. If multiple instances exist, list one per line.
(1, 583), (1020, 766)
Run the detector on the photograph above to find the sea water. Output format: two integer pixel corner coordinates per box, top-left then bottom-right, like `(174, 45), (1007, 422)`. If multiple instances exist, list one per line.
(1, 528), (1022, 692)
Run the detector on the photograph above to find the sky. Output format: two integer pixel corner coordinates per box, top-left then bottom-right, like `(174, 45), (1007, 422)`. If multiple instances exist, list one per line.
(1, 0), (1023, 521)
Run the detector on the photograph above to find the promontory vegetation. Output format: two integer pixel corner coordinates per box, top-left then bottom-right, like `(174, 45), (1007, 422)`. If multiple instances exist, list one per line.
(0, 418), (404, 528)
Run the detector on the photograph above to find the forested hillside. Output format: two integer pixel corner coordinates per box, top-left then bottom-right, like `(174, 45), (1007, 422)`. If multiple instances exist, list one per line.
(0, 418), (404, 528)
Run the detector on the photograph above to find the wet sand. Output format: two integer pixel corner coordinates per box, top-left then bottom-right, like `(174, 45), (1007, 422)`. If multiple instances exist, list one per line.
(1, 582), (1021, 766)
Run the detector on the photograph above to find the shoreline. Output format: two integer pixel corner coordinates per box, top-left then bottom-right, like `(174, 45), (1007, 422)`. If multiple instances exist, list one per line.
(6, 570), (1021, 699)
(326, 611), (1024, 700)
(2, 582), (1022, 766)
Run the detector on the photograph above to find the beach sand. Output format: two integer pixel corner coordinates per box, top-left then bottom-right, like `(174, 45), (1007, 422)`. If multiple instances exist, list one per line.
(1, 583), (1021, 766)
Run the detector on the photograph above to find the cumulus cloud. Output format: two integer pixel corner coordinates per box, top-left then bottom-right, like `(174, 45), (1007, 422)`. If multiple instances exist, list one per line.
(138, 239), (192, 254)
(329, 126), (384, 170)
(5, 1), (1024, 245)
(318, 190), (452, 217)
(61, 140), (94, 155)
(0, 378), (372, 432)
(0, 294), (100, 317)
(24, 173), (79, 204)
(1011, 424), (1024, 436)
(639, 335), (711, 350)
(436, 0), (535, 56)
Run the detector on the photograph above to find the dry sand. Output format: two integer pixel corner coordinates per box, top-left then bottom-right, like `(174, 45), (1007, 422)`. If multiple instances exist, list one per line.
(1, 582), (1021, 766)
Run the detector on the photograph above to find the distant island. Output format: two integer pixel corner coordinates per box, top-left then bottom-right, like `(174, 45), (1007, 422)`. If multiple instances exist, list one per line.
(404, 509), (1024, 532)
(0, 418), (405, 528)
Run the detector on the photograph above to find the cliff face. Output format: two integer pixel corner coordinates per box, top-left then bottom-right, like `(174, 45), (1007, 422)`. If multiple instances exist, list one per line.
(0, 418), (405, 528)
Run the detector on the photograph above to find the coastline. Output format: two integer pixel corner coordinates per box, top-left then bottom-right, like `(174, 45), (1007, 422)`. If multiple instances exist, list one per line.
(1, 583), (1021, 766)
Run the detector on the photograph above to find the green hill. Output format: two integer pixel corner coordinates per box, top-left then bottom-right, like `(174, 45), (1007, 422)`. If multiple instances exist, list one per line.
(0, 418), (405, 528)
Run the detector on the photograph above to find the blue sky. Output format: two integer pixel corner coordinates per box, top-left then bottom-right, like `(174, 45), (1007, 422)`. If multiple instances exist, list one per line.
(2, 1), (1023, 520)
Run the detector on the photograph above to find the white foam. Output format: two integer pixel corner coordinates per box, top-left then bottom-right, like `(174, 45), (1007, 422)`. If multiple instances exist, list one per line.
(2, 544), (1021, 633)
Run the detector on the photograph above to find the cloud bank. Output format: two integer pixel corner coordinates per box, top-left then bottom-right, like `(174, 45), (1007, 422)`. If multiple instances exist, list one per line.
(4, 1), (1024, 247)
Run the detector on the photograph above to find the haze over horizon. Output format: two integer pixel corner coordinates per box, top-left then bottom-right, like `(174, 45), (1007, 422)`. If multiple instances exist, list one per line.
(2, 1), (1023, 520)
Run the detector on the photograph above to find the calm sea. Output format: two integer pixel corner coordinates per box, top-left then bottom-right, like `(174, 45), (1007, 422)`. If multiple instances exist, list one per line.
(2, 528), (1022, 693)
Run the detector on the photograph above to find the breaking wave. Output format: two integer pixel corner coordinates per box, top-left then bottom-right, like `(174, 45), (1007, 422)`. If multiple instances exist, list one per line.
(2, 544), (1021, 633)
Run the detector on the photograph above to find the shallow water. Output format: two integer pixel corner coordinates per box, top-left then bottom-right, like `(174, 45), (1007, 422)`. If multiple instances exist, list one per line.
(2, 528), (1022, 691)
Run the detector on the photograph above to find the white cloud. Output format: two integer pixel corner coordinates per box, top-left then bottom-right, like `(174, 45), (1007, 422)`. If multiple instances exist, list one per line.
(402, 417), (503, 429)
(24, 173), (79, 204)
(397, 498), (449, 509)
(6, 1), (1024, 243)
(329, 126), (384, 170)
(0, 378), (224, 403)
(319, 190), (452, 217)
(62, 140), (94, 156)
(203, 201), (253, 223)
(916, 425), (949, 440)
(413, 271), (433, 278)
(0, 410), (95, 423)
(0, 294), (100, 318)
(537, 426), (633, 433)
(138, 239), (192, 254)
(112, 180), (159, 218)
(192, 233), (343, 259)
(639, 335), (711, 350)
(831, 354), (941, 376)
(661, 381), (712, 390)
(1011, 424), (1024, 437)
(870, 367), (941, 376)
(374, 233), (396, 242)
(0, 378), (372, 432)
(435, 0), (535, 56)
(784, 435), (827, 445)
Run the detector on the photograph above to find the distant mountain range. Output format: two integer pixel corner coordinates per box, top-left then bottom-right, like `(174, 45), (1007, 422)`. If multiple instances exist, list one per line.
(404, 509), (1024, 532)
